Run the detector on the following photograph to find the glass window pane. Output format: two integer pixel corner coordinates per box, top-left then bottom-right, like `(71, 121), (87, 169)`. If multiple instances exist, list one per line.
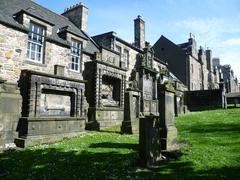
(32, 34), (38, 42)
(75, 64), (78, 71)
(31, 44), (35, 51)
(37, 45), (41, 53)
(36, 53), (40, 61)
(75, 57), (79, 64)
(31, 51), (35, 60)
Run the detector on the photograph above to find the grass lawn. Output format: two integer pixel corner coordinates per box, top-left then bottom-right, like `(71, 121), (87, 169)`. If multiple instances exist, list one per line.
(1, 108), (240, 179)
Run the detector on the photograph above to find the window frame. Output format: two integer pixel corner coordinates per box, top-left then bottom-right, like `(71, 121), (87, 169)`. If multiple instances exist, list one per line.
(70, 39), (82, 73)
(123, 49), (129, 69)
(27, 22), (46, 64)
(115, 45), (122, 54)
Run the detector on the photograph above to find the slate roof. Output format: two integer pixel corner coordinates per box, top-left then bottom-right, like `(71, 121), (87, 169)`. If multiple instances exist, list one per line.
(0, 0), (99, 54)
(153, 35), (187, 57)
(92, 31), (143, 53)
(178, 42), (190, 52)
(93, 32), (167, 65)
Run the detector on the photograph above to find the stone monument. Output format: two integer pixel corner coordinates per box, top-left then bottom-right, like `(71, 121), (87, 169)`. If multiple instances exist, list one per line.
(0, 78), (21, 149)
(158, 82), (178, 151)
(139, 115), (162, 168)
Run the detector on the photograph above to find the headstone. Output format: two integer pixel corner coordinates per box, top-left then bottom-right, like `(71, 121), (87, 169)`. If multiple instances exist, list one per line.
(158, 83), (178, 151)
(219, 79), (227, 109)
(139, 115), (162, 168)
(0, 78), (22, 150)
(121, 90), (141, 134)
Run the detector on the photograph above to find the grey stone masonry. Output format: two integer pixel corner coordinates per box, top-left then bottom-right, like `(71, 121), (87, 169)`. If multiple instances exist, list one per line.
(121, 90), (141, 134)
(158, 83), (178, 151)
(0, 78), (22, 149)
(84, 54), (127, 130)
(15, 70), (86, 147)
(139, 115), (162, 168)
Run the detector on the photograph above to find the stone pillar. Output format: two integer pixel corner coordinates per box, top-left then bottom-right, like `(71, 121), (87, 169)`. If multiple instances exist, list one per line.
(219, 80), (227, 109)
(121, 90), (140, 134)
(158, 84), (178, 151)
(0, 79), (22, 149)
(139, 115), (162, 168)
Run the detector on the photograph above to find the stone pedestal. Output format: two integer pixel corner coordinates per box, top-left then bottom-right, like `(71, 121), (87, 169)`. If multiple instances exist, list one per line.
(0, 80), (22, 149)
(139, 115), (162, 168)
(15, 117), (85, 148)
(121, 90), (141, 134)
(86, 108), (123, 130)
(158, 84), (178, 151)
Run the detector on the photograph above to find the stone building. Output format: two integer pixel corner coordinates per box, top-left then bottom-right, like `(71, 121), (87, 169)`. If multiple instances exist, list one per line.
(1, 0), (181, 148)
(212, 58), (239, 93)
(0, 0), (99, 147)
(153, 34), (219, 91)
(88, 15), (169, 130)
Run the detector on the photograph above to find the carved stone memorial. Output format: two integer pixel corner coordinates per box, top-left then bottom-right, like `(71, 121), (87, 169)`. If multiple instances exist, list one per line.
(15, 70), (86, 147)
(84, 49), (126, 130)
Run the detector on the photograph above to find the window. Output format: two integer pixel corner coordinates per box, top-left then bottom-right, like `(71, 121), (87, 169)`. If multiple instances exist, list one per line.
(123, 49), (129, 68)
(191, 64), (194, 73)
(115, 45), (121, 53)
(70, 40), (82, 72)
(27, 22), (45, 63)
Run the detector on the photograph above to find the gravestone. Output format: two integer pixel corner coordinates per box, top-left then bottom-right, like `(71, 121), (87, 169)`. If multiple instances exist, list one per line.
(139, 115), (162, 168)
(158, 83), (178, 151)
(121, 90), (141, 134)
(0, 78), (22, 149)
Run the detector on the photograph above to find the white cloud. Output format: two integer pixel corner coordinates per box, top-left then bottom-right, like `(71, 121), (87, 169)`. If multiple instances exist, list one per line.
(170, 17), (240, 79)
(220, 38), (240, 47)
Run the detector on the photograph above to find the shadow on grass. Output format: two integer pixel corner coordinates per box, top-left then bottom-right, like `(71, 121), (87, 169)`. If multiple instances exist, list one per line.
(98, 130), (122, 134)
(89, 142), (138, 150)
(1, 146), (240, 180)
(227, 106), (240, 109)
(189, 122), (240, 134)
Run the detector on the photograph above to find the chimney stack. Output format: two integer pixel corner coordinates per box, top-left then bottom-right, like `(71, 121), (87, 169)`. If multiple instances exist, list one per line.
(134, 15), (145, 49)
(206, 49), (213, 71)
(62, 2), (88, 32)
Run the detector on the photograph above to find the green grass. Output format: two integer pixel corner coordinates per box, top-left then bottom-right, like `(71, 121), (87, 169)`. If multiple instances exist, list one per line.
(1, 108), (240, 179)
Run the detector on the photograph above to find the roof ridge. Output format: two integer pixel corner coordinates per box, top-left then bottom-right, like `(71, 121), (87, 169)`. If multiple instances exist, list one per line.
(28, 0), (70, 22)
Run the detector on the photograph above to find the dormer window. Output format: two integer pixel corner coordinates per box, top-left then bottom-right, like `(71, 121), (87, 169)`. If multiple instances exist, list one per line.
(27, 22), (45, 63)
(70, 39), (82, 72)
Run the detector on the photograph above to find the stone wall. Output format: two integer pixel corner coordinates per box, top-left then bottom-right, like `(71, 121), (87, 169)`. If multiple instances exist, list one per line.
(188, 55), (202, 90)
(0, 23), (91, 84)
(114, 41), (139, 87)
(185, 89), (226, 111)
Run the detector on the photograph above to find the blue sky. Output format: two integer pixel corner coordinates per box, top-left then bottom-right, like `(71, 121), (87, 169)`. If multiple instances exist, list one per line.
(35, 0), (240, 79)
